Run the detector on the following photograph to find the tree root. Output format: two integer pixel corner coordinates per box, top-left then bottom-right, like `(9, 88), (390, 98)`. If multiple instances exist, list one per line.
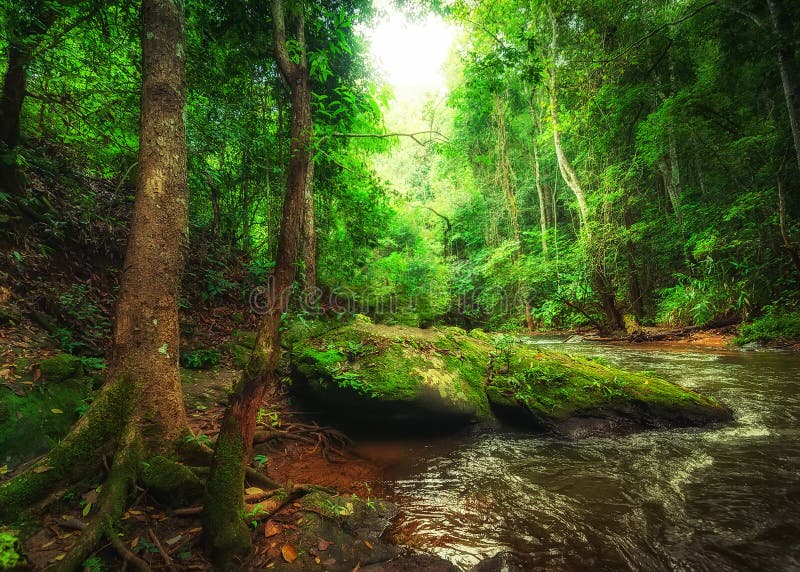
(49, 422), (142, 572)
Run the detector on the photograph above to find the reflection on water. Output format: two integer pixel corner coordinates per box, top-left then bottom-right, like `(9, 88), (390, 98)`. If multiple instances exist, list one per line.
(363, 341), (800, 570)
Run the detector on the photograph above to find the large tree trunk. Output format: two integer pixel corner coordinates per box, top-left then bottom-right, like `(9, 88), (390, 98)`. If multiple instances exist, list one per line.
(106, 0), (190, 446)
(203, 0), (312, 564)
(767, 0), (800, 174)
(0, 1), (189, 564)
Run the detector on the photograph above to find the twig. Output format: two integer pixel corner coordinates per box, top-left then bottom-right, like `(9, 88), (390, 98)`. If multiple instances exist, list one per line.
(147, 528), (175, 569)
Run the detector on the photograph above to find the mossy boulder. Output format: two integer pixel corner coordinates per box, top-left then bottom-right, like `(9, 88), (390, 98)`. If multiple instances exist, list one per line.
(290, 322), (493, 432)
(140, 456), (204, 507)
(38, 353), (82, 382)
(290, 322), (731, 437)
(486, 346), (732, 437)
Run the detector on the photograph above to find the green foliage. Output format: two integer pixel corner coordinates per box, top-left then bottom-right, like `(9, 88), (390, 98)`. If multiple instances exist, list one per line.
(0, 532), (23, 570)
(736, 311), (800, 345)
(180, 349), (221, 370)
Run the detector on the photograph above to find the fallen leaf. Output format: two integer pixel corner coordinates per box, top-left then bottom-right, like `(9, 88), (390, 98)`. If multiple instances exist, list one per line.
(264, 521), (282, 538)
(317, 539), (332, 551)
(188, 527), (203, 534)
(352, 564), (361, 572)
(33, 465), (53, 474)
(245, 486), (265, 496)
(82, 502), (92, 516)
(322, 558), (336, 566)
(32, 368), (41, 382)
(165, 535), (182, 546)
(281, 544), (298, 563)
(363, 540), (373, 550)
(131, 536), (139, 548)
(50, 408), (64, 414)
(0, 465), (7, 475)
(54, 554), (65, 562)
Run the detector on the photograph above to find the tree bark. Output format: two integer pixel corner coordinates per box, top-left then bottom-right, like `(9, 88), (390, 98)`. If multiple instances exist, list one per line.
(105, 0), (190, 447)
(203, 0), (312, 564)
(302, 159), (317, 303)
(0, 4), (58, 198)
(767, 0), (800, 174)
(0, 0), (189, 548)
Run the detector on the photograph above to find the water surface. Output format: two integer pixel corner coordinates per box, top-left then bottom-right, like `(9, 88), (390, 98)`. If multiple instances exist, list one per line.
(362, 340), (800, 570)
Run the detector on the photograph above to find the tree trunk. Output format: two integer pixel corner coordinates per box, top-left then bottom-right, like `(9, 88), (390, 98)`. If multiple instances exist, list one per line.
(0, 0), (189, 557)
(105, 0), (191, 446)
(528, 91), (549, 256)
(0, 5), (58, 198)
(623, 203), (645, 317)
(767, 0), (800, 174)
(549, 75), (590, 231)
(203, 0), (312, 564)
(493, 94), (533, 332)
(302, 159), (318, 304)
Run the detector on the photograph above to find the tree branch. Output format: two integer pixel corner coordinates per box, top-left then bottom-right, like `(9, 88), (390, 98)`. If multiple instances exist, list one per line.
(272, 0), (299, 81)
(326, 131), (448, 146)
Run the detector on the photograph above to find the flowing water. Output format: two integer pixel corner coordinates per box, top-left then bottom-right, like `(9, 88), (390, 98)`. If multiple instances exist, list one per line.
(359, 339), (800, 571)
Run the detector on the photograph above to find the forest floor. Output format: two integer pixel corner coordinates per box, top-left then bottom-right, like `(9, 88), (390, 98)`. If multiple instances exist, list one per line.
(2, 320), (400, 570)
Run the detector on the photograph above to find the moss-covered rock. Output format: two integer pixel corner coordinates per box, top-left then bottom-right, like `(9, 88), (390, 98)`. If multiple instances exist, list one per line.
(290, 322), (493, 432)
(486, 346), (732, 436)
(139, 456), (204, 507)
(38, 353), (82, 382)
(290, 323), (731, 437)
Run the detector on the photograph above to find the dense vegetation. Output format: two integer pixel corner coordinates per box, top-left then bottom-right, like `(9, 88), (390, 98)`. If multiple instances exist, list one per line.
(0, 0), (799, 569)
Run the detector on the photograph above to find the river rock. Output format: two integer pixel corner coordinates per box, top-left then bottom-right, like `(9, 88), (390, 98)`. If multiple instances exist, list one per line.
(289, 321), (732, 436)
(290, 322), (492, 432)
(485, 346), (732, 436)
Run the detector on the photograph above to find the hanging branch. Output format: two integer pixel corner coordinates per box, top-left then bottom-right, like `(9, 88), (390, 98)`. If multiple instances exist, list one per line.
(324, 130), (449, 146)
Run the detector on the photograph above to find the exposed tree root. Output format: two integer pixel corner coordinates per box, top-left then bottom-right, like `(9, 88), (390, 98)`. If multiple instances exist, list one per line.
(50, 422), (141, 572)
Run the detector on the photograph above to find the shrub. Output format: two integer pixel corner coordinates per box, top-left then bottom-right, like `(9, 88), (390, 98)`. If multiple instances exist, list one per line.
(736, 311), (800, 345)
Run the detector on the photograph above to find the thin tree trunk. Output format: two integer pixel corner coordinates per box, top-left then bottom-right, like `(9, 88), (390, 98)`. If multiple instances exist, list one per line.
(778, 173), (800, 276)
(0, 5), (58, 198)
(203, 0), (312, 563)
(302, 159), (317, 303)
(623, 203), (645, 317)
(528, 91), (549, 257)
(767, 0), (800, 174)
(494, 94), (533, 332)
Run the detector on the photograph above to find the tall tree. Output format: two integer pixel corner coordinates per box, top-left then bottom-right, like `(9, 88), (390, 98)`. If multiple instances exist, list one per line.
(202, 0), (313, 564)
(0, 0), (190, 567)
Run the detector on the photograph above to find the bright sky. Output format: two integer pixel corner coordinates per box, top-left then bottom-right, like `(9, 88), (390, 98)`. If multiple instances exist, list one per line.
(363, 0), (457, 93)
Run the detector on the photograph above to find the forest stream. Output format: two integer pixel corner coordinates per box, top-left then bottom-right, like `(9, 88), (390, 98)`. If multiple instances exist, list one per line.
(354, 339), (800, 571)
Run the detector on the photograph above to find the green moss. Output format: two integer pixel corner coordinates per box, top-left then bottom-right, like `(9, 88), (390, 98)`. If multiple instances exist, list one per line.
(0, 377), (136, 520)
(0, 377), (93, 468)
(290, 322), (492, 420)
(221, 343), (251, 368)
(487, 346), (726, 427)
(201, 431), (251, 566)
(140, 456), (204, 507)
(38, 354), (82, 382)
(231, 330), (256, 349)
